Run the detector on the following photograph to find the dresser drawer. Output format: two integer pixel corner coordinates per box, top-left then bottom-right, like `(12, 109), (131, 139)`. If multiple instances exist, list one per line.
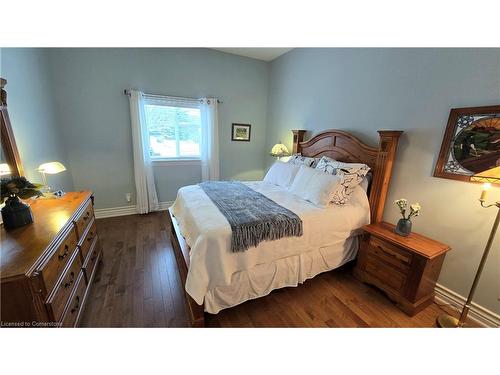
(79, 219), (97, 261)
(368, 236), (412, 271)
(364, 255), (407, 292)
(60, 272), (86, 328)
(74, 199), (94, 238)
(83, 238), (100, 284)
(39, 226), (79, 294)
(45, 249), (83, 322)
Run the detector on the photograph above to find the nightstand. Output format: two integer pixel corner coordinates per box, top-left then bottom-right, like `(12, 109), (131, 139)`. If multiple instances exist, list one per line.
(353, 222), (451, 316)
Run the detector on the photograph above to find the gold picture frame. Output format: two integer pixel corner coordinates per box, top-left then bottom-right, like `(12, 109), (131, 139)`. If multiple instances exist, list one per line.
(434, 105), (500, 183)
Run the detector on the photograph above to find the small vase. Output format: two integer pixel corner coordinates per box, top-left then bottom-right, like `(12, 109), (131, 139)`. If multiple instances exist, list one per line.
(1, 196), (34, 231)
(395, 218), (412, 237)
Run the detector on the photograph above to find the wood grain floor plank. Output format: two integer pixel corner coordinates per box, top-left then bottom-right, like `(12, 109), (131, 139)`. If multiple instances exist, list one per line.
(79, 212), (478, 328)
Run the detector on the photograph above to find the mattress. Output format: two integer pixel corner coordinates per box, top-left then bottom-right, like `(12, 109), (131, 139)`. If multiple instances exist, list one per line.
(170, 180), (370, 311)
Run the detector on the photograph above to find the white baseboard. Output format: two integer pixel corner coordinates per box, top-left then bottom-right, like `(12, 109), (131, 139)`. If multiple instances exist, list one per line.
(94, 205), (137, 219)
(157, 201), (174, 211)
(434, 283), (499, 327)
(94, 201), (174, 219)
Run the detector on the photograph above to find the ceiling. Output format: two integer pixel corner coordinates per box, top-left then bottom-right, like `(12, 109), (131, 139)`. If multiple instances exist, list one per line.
(211, 48), (292, 62)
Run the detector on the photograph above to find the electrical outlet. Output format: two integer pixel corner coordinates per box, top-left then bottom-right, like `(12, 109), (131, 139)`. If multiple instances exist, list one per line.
(125, 193), (131, 203)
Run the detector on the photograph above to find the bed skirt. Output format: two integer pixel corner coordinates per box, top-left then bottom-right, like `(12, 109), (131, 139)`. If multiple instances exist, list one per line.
(204, 236), (360, 314)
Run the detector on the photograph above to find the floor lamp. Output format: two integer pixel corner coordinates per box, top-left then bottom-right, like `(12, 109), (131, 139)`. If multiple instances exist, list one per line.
(437, 167), (500, 328)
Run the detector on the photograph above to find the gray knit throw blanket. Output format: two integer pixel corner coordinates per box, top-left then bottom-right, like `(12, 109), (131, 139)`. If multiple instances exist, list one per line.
(199, 181), (303, 252)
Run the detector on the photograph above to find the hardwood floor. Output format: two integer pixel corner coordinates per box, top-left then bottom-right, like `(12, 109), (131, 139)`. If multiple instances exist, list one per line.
(80, 211), (474, 328)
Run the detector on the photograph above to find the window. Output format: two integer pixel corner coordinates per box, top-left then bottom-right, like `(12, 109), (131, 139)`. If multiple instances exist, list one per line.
(143, 97), (202, 160)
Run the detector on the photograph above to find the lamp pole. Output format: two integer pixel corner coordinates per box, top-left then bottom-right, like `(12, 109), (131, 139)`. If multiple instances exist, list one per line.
(437, 200), (500, 328)
(39, 171), (51, 193)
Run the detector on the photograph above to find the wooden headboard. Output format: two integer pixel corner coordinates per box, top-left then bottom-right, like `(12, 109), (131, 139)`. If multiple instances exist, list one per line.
(292, 129), (403, 223)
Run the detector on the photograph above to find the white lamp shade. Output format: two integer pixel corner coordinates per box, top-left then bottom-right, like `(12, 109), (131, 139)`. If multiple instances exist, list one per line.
(270, 143), (290, 157)
(37, 161), (67, 174)
(0, 163), (11, 176)
(470, 165), (500, 185)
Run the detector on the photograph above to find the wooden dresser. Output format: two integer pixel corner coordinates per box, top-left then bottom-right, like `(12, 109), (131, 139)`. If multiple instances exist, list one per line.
(1, 191), (101, 327)
(353, 222), (451, 316)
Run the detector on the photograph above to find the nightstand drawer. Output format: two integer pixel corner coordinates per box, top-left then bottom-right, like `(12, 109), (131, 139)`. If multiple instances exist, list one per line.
(368, 236), (411, 271)
(354, 222), (451, 316)
(365, 255), (407, 292)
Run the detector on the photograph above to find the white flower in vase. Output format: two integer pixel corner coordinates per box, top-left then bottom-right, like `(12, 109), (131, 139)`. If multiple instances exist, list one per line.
(394, 199), (422, 236)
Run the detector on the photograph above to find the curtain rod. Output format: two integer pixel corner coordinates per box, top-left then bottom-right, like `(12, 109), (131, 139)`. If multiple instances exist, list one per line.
(123, 89), (222, 103)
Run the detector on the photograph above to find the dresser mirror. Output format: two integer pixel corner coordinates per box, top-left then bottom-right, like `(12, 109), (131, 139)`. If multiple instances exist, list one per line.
(1, 78), (24, 178)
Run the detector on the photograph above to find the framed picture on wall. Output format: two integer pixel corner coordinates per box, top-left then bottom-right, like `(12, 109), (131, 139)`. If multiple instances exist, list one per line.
(231, 123), (251, 142)
(434, 105), (500, 182)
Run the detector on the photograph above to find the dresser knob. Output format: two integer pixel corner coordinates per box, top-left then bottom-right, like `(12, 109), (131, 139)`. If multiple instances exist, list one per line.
(58, 245), (69, 260)
(71, 296), (80, 313)
(62, 271), (75, 289)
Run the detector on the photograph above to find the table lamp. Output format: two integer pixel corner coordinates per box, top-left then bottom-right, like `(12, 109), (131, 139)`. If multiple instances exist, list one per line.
(270, 142), (290, 160)
(0, 163), (11, 176)
(437, 166), (500, 327)
(36, 161), (67, 195)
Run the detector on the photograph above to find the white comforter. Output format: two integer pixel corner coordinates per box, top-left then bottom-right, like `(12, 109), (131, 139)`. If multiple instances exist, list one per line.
(170, 181), (370, 305)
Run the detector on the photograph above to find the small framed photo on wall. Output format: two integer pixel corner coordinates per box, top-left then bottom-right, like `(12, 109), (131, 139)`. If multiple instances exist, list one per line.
(231, 123), (251, 142)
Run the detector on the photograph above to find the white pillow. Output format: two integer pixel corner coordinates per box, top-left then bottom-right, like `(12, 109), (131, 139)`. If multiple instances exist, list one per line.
(287, 153), (316, 167)
(289, 165), (341, 207)
(331, 166), (370, 205)
(264, 161), (300, 188)
(315, 156), (368, 175)
(314, 156), (370, 204)
(359, 177), (369, 192)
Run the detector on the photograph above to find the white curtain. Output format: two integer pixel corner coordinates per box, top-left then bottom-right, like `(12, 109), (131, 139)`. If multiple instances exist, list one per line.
(128, 90), (159, 214)
(200, 98), (220, 181)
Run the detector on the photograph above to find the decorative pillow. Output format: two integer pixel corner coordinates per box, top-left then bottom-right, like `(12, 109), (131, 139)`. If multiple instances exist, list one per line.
(311, 157), (321, 168)
(330, 165), (371, 205)
(287, 153), (316, 167)
(359, 171), (373, 193)
(288, 165), (341, 207)
(315, 156), (368, 175)
(264, 161), (300, 188)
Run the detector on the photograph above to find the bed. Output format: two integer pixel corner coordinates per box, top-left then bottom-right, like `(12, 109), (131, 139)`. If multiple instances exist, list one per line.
(167, 129), (402, 326)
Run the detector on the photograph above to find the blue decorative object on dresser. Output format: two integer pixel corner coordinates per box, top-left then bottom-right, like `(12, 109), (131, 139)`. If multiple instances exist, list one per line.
(1, 177), (43, 230)
(1, 196), (33, 230)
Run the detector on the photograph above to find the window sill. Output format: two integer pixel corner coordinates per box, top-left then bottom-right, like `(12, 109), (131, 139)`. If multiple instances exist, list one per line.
(152, 158), (201, 167)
